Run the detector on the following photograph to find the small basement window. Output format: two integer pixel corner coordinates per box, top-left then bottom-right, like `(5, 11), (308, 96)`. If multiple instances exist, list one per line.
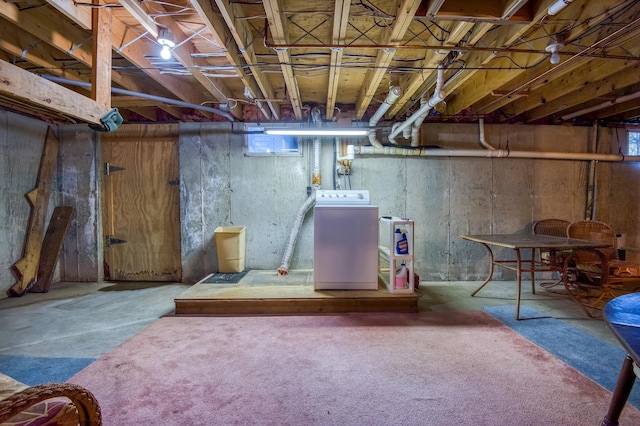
(628, 130), (640, 155)
(245, 125), (300, 156)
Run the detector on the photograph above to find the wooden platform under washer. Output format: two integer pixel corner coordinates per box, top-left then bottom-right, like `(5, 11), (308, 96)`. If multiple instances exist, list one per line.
(174, 270), (419, 315)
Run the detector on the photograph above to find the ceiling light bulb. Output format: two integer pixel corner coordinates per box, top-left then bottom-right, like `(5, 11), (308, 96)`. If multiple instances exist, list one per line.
(160, 45), (172, 60)
(545, 41), (564, 66)
(157, 27), (175, 60)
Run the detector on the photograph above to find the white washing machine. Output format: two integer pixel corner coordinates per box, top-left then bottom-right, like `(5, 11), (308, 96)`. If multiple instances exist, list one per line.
(313, 190), (379, 290)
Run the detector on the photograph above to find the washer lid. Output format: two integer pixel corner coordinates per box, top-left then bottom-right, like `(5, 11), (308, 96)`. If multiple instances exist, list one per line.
(315, 190), (370, 205)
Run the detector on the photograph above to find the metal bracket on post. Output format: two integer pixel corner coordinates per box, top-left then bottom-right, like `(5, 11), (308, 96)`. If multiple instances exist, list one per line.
(89, 108), (124, 133)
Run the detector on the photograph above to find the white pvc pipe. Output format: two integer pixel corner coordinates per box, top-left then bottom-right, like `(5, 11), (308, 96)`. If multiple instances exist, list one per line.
(392, 66), (445, 145)
(368, 86), (402, 148)
(388, 90), (445, 144)
(354, 145), (640, 162)
(410, 95), (429, 147)
(478, 118), (497, 150)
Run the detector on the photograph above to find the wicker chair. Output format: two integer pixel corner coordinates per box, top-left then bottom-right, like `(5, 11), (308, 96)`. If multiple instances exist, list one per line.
(565, 220), (640, 318)
(0, 372), (101, 426)
(533, 219), (572, 291)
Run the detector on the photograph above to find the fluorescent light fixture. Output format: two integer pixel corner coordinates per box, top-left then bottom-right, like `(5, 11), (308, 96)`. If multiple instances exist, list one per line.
(264, 128), (369, 136)
(547, 0), (572, 16)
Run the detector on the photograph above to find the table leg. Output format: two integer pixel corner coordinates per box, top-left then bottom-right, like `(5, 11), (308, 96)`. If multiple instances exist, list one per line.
(602, 355), (636, 426)
(530, 247), (536, 295)
(471, 243), (495, 297)
(515, 248), (522, 320)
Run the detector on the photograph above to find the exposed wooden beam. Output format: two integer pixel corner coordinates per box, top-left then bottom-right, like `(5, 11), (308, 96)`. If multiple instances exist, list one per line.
(92, 0), (112, 108)
(0, 59), (111, 123)
(501, 54), (640, 122)
(41, 0), (214, 109)
(517, 64), (640, 123)
(444, 0), (625, 117)
(155, 15), (241, 118)
(263, 0), (303, 119)
(0, 20), (87, 83)
(46, 0), (92, 30)
(355, 0), (422, 119)
(117, 0), (158, 38)
(424, 0), (446, 17)
(502, 0), (530, 20)
(5, 0), (152, 97)
(326, 0), (351, 120)
(212, 0), (279, 120)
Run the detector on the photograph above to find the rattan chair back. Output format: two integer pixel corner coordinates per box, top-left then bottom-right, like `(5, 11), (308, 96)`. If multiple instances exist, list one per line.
(567, 220), (619, 263)
(533, 219), (571, 237)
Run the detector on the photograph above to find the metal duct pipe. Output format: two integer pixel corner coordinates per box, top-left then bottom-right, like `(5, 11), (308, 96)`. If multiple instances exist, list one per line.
(278, 109), (323, 276)
(354, 145), (640, 162)
(41, 75), (235, 122)
(368, 86), (402, 148)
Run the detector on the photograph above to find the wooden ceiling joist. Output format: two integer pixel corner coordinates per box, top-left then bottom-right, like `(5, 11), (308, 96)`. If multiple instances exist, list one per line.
(0, 59), (111, 124)
(263, 0), (303, 120)
(355, 0), (422, 119)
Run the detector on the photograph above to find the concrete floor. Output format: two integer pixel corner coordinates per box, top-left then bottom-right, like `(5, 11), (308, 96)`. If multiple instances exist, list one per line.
(0, 275), (622, 359)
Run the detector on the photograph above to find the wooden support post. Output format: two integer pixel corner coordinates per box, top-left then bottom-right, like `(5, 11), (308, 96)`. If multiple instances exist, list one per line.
(9, 127), (59, 296)
(30, 207), (75, 293)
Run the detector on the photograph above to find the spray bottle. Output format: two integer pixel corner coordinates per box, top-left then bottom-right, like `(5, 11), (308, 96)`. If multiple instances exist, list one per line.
(395, 228), (408, 255)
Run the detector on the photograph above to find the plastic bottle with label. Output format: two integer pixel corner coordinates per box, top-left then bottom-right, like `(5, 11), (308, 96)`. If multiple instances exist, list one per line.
(395, 229), (408, 255)
(395, 263), (408, 289)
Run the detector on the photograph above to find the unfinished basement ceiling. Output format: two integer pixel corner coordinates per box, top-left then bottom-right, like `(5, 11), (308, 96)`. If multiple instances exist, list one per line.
(1, 0), (640, 126)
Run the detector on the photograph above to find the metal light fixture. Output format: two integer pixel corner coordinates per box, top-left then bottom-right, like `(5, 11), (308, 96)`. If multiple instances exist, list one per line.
(545, 40), (564, 65)
(157, 28), (175, 60)
(264, 128), (369, 137)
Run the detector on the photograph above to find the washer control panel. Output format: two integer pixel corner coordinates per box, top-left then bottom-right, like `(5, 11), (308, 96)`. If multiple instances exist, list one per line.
(315, 190), (370, 205)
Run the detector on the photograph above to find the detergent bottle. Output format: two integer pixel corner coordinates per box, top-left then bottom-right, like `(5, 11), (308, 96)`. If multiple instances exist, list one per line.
(395, 263), (408, 289)
(395, 229), (408, 255)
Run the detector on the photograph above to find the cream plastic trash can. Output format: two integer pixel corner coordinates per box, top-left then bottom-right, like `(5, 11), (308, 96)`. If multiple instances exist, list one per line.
(214, 226), (246, 273)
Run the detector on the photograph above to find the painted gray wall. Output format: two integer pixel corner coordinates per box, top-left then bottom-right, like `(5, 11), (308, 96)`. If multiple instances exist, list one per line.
(2, 114), (640, 296)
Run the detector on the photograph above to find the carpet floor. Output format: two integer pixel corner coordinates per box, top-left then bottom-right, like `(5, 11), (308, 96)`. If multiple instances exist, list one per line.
(484, 304), (640, 408)
(68, 311), (640, 426)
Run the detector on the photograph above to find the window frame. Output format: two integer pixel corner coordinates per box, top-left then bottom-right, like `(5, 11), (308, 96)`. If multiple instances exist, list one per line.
(244, 124), (301, 156)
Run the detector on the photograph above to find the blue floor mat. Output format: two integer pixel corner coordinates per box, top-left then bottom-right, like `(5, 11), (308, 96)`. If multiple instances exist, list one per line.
(0, 354), (95, 386)
(484, 305), (640, 408)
